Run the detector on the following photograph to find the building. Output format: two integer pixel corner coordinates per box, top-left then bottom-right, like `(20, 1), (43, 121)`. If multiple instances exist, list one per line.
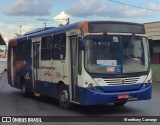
(0, 34), (6, 45)
(144, 22), (160, 64)
(0, 33), (7, 59)
(144, 22), (160, 81)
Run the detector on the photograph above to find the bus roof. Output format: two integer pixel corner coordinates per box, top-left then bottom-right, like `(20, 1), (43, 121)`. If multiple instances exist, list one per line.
(24, 27), (56, 36)
(16, 21), (144, 42)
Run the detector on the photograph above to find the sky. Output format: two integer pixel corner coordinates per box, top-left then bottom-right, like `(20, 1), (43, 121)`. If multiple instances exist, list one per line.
(1, 0), (160, 43)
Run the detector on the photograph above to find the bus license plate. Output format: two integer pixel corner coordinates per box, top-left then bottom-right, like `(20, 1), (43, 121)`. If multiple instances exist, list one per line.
(118, 94), (129, 99)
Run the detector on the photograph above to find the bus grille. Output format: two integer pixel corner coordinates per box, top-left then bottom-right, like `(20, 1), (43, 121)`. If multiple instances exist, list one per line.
(103, 77), (140, 85)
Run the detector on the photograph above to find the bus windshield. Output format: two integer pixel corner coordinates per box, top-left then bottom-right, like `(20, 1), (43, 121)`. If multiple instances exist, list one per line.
(84, 35), (149, 74)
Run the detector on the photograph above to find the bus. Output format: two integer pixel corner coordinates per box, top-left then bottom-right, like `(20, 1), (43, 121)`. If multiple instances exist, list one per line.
(8, 21), (152, 109)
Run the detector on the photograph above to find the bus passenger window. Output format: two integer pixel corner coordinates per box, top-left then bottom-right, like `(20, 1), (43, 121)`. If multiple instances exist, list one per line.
(41, 36), (52, 60)
(16, 42), (23, 60)
(52, 33), (66, 60)
(23, 40), (31, 59)
(16, 40), (31, 60)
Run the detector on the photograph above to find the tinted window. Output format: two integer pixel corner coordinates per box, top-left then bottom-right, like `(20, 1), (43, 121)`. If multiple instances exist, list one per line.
(23, 40), (31, 59)
(16, 40), (31, 60)
(52, 33), (66, 60)
(16, 42), (23, 60)
(41, 36), (52, 60)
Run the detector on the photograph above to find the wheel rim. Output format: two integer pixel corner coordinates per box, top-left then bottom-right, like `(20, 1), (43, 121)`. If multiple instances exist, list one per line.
(60, 90), (68, 104)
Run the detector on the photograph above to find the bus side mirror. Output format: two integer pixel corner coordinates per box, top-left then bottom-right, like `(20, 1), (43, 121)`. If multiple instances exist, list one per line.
(78, 38), (84, 50)
(149, 39), (153, 57)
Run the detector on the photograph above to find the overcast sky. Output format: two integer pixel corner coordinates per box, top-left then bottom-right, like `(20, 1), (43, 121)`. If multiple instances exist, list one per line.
(1, 0), (160, 43)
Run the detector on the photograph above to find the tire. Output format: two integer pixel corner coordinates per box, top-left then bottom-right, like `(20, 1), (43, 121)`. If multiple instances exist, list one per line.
(58, 85), (71, 109)
(114, 102), (127, 106)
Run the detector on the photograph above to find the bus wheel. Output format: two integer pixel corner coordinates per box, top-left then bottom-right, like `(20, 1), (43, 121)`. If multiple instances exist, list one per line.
(114, 102), (127, 106)
(58, 85), (71, 109)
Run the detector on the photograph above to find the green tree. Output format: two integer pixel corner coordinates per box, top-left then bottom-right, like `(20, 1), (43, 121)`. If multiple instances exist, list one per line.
(14, 33), (21, 37)
(59, 24), (64, 27)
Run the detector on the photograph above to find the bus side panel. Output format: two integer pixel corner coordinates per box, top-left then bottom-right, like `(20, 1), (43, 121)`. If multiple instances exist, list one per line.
(7, 39), (33, 91)
(12, 39), (33, 91)
(7, 43), (12, 86)
(37, 60), (69, 98)
(36, 33), (70, 98)
(36, 80), (59, 98)
(15, 60), (33, 90)
(7, 39), (16, 87)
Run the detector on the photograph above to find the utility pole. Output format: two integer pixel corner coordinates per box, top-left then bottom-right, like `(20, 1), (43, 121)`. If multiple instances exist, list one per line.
(66, 18), (70, 25)
(18, 25), (22, 36)
(44, 22), (46, 28)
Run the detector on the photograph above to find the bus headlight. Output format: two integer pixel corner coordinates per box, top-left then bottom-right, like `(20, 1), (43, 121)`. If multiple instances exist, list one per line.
(143, 79), (151, 87)
(148, 80), (151, 84)
(143, 83), (148, 87)
(88, 83), (94, 88)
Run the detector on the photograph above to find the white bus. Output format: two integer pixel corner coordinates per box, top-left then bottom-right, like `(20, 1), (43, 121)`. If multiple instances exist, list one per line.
(8, 21), (152, 109)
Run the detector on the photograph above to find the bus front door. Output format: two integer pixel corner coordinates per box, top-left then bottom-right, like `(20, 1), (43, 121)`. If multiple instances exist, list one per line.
(32, 43), (40, 94)
(70, 37), (78, 101)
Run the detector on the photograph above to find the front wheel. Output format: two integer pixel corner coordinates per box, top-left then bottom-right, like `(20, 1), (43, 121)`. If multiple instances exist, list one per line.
(114, 102), (127, 106)
(58, 85), (71, 109)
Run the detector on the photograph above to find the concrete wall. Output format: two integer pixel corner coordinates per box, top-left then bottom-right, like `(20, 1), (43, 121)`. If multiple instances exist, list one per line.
(145, 22), (160, 81)
(0, 45), (7, 58)
(145, 22), (160, 40)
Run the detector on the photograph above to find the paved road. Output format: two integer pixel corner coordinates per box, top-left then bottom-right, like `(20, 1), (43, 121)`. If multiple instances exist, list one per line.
(0, 61), (7, 74)
(0, 72), (160, 125)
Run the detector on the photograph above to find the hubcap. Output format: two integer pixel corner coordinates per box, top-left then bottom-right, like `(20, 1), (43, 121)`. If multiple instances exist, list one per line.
(60, 90), (68, 103)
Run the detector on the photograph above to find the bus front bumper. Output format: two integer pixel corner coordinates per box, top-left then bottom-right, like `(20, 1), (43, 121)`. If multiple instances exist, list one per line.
(78, 84), (152, 105)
